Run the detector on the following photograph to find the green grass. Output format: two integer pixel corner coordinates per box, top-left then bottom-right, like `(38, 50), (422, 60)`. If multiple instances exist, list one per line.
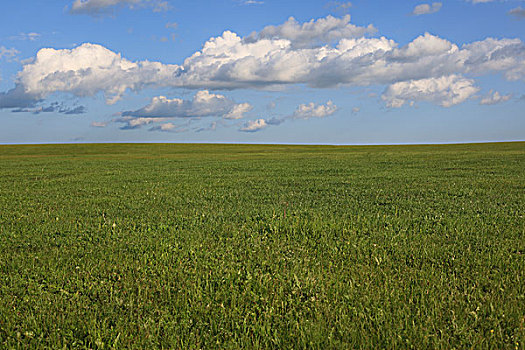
(0, 142), (523, 349)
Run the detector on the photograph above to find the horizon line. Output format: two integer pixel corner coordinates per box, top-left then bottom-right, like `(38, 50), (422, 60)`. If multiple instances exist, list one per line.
(1, 140), (524, 147)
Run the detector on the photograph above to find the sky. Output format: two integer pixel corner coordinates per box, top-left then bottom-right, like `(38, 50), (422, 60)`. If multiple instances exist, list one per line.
(0, 0), (524, 145)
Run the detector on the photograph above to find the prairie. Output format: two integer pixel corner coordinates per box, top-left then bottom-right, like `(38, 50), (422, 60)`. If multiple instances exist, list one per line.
(0, 142), (523, 348)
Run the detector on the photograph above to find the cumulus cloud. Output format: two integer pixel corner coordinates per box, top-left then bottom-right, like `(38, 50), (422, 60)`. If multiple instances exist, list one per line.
(246, 15), (376, 48)
(240, 101), (338, 132)
(122, 90), (251, 119)
(176, 30), (525, 92)
(411, 2), (442, 16)
(382, 75), (479, 108)
(115, 90), (251, 129)
(292, 101), (338, 119)
(69, 0), (169, 16)
(461, 38), (525, 81)
(224, 102), (253, 119)
(479, 90), (512, 105)
(390, 32), (454, 59)
(1, 15), (525, 110)
(508, 6), (525, 19)
(240, 119), (267, 132)
(0, 85), (41, 109)
(14, 43), (180, 104)
(114, 116), (169, 129)
(0, 84), (90, 114)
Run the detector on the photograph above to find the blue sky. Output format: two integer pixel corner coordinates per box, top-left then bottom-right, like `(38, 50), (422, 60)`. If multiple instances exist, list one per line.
(0, 0), (524, 144)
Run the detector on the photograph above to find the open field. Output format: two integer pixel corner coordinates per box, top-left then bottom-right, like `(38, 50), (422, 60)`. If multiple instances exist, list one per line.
(0, 142), (523, 348)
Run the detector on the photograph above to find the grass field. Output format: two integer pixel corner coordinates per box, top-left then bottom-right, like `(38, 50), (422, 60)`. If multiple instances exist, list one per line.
(0, 142), (523, 348)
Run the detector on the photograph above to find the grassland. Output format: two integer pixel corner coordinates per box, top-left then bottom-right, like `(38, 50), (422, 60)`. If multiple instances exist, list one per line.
(0, 142), (523, 349)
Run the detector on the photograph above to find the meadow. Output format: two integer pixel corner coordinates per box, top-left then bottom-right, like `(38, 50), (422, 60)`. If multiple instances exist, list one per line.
(0, 142), (523, 349)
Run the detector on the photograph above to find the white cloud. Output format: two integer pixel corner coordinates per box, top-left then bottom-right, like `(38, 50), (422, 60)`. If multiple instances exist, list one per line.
(242, 0), (264, 4)
(327, 1), (353, 13)
(382, 75), (479, 108)
(461, 38), (525, 81)
(292, 101), (338, 119)
(411, 2), (442, 16)
(240, 101), (338, 132)
(246, 15), (376, 48)
(69, 0), (169, 15)
(122, 90), (251, 119)
(391, 32), (455, 58)
(156, 122), (177, 130)
(178, 30), (525, 91)
(509, 6), (525, 19)
(224, 103), (253, 119)
(177, 31), (394, 89)
(0, 46), (19, 61)
(115, 116), (169, 129)
(16, 43), (180, 104)
(116, 90), (251, 129)
(1, 15), (525, 110)
(240, 118), (267, 132)
(149, 122), (187, 132)
(479, 90), (512, 105)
